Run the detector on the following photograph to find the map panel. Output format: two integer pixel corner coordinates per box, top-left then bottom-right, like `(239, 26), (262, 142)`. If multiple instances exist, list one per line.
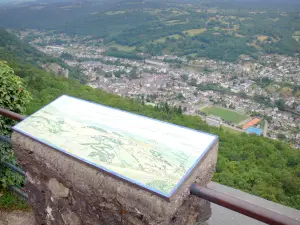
(13, 95), (217, 198)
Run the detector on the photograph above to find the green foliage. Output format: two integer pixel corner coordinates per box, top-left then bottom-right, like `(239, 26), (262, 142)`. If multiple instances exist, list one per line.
(60, 52), (74, 61)
(258, 77), (272, 88)
(275, 99), (286, 110)
(253, 95), (273, 108)
(215, 130), (300, 209)
(0, 61), (31, 126)
(0, 61), (30, 188)
(0, 190), (29, 211)
(176, 93), (185, 101)
(277, 133), (286, 140)
(105, 49), (143, 60)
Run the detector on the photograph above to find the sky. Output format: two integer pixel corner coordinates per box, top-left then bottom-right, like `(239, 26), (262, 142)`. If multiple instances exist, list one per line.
(0, 0), (35, 2)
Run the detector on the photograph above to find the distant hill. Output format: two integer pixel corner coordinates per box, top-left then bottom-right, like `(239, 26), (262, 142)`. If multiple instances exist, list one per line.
(0, 0), (36, 6)
(0, 29), (87, 83)
(0, 0), (299, 62)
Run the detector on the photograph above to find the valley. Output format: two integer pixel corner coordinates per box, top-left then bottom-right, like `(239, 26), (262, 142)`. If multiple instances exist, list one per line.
(17, 29), (300, 148)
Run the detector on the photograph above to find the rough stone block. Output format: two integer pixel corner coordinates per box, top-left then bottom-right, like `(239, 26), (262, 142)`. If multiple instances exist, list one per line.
(48, 178), (69, 198)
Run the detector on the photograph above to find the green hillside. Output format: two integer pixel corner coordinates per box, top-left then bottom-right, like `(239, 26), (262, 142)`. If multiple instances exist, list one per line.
(0, 33), (299, 209)
(0, 29), (87, 84)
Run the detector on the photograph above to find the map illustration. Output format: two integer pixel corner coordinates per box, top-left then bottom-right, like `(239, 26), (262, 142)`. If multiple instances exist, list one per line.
(13, 95), (217, 198)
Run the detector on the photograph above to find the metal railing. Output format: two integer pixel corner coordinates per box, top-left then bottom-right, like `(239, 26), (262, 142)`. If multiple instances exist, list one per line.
(0, 108), (27, 199)
(0, 107), (299, 225)
(0, 108), (26, 121)
(190, 184), (299, 225)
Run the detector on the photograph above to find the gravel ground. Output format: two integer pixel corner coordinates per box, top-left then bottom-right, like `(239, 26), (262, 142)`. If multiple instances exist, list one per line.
(0, 210), (35, 225)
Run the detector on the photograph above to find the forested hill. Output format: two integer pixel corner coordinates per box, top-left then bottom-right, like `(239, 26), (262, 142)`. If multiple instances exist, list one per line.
(0, 34), (299, 210)
(1, 0), (300, 62)
(0, 29), (87, 83)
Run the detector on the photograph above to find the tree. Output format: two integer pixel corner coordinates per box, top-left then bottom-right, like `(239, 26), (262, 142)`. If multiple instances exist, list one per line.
(275, 99), (286, 110)
(0, 61), (31, 134)
(60, 52), (74, 60)
(203, 66), (211, 73)
(277, 133), (286, 140)
(128, 67), (139, 79)
(181, 74), (189, 82)
(177, 106), (183, 114)
(189, 78), (197, 86)
(176, 93), (185, 100)
(0, 61), (31, 188)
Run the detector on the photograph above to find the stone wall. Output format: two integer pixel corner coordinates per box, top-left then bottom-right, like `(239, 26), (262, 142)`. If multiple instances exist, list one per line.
(12, 132), (218, 225)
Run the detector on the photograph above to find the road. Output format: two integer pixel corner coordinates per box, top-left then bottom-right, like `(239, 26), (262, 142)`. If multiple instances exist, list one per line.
(222, 123), (243, 132)
(263, 120), (268, 137)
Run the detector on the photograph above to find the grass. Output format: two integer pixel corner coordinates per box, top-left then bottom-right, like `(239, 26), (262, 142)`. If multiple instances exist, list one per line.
(218, 25), (239, 33)
(207, 9), (218, 13)
(0, 190), (29, 211)
(184, 28), (207, 36)
(280, 86), (293, 97)
(154, 37), (167, 44)
(292, 36), (300, 41)
(269, 18), (280, 22)
(187, 53), (198, 58)
(105, 11), (126, 15)
(165, 20), (186, 25)
(239, 17), (251, 21)
(63, 47), (81, 53)
(249, 41), (261, 49)
(109, 43), (135, 52)
(257, 35), (269, 42)
(265, 85), (278, 93)
(201, 106), (249, 124)
(208, 17), (216, 22)
(233, 25), (240, 31)
(294, 31), (300, 35)
(153, 34), (182, 43)
(235, 33), (245, 38)
(221, 125), (241, 134)
(171, 10), (188, 15)
(228, 16), (237, 19)
(166, 20), (181, 24)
